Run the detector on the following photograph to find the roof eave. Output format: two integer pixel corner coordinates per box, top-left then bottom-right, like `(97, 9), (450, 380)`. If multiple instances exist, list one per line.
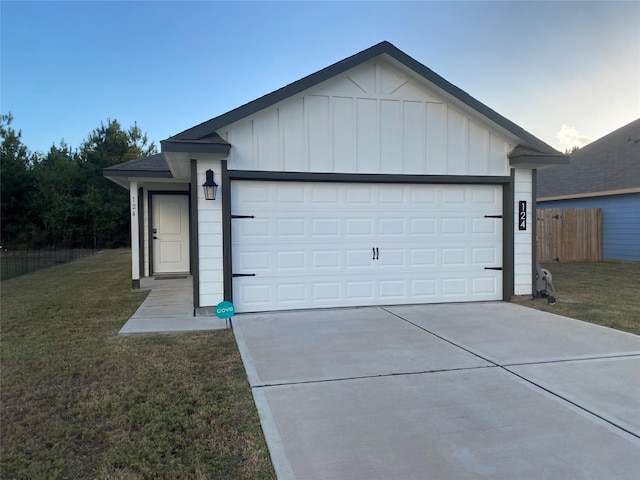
(102, 169), (173, 179)
(509, 153), (570, 169)
(160, 139), (232, 155)
(103, 169), (174, 189)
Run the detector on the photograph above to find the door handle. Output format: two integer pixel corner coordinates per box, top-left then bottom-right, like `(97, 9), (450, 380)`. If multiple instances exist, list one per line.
(376, 247), (379, 260)
(372, 247), (379, 260)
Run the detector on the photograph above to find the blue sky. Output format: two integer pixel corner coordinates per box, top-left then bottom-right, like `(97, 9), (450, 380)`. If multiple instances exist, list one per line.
(2, 1), (639, 154)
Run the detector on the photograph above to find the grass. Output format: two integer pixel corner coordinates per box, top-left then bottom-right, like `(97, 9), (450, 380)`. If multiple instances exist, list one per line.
(512, 261), (640, 335)
(0, 249), (275, 480)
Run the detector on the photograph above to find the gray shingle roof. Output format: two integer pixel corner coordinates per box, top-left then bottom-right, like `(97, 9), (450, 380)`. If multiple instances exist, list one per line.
(537, 119), (640, 199)
(103, 153), (172, 178)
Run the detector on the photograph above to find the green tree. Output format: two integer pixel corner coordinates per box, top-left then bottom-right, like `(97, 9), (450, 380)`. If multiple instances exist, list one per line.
(0, 113), (36, 247)
(1, 115), (156, 248)
(79, 119), (157, 248)
(31, 142), (86, 247)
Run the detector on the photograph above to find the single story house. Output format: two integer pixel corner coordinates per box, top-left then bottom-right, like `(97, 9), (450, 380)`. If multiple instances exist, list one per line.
(537, 118), (640, 261)
(104, 41), (567, 314)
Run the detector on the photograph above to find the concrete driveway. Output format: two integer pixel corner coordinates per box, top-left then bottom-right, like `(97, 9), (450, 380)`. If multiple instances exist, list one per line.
(233, 302), (640, 480)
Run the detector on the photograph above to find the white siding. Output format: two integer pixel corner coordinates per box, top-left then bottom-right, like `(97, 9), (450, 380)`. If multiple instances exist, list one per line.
(513, 169), (533, 295)
(222, 59), (512, 177)
(197, 161), (224, 307)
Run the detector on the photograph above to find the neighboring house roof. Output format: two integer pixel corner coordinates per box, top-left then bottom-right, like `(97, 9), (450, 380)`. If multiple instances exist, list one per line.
(537, 118), (640, 200)
(161, 41), (561, 157)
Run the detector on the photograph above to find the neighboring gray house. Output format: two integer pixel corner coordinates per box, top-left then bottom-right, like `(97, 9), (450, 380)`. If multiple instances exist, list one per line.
(537, 118), (640, 261)
(104, 41), (567, 314)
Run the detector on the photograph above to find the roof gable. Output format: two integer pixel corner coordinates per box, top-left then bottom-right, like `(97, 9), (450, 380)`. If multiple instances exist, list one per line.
(162, 41), (559, 156)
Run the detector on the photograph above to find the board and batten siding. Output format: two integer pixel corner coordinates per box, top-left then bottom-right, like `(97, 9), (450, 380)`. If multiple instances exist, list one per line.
(514, 169), (533, 295)
(222, 59), (512, 177)
(196, 161), (225, 307)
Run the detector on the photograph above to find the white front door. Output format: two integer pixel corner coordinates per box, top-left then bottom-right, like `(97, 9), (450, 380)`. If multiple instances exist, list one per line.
(152, 194), (190, 274)
(231, 181), (503, 313)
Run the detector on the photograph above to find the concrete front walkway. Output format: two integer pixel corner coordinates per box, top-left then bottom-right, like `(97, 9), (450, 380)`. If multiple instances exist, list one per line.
(118, 276), (227, 335)
(234, 302), (640, 480)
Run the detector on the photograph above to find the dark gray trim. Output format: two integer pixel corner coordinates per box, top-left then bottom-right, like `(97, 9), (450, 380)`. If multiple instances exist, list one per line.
(147, 190), (190, 277)
(503, 170), (515, 300)
(222, 161), (233, 303)
(168, 41), (559, 155)
(138, 187), (144, 278)
(104, 170), (173, 179)
(228, 170), (511, 185)
(531, 169), (538, 296)
(190, 160), (200, 312)
(226, 173), (516, 305)
(509, 155), (569, 169)
(147, 191), (154, 276)
(161, 139), (231, 155)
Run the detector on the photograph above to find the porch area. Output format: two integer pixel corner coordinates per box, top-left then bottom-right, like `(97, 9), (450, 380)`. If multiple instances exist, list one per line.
(119, 275), (227, 335)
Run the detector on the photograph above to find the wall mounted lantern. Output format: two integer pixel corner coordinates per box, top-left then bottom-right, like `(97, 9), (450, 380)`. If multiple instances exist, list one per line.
(202, 169), (218, 200)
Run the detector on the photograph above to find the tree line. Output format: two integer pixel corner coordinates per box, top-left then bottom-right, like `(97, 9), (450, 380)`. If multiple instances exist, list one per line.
(1, 113), (156, 249)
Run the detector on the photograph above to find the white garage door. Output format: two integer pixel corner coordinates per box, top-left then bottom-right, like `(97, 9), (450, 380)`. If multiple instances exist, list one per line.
(231, 181), (502, 313)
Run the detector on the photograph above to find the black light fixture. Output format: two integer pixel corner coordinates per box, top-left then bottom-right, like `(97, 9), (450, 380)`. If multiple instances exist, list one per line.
(202, 169), (218, 200)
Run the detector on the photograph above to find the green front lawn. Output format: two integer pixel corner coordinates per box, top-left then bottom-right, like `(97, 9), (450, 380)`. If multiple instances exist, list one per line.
(513, 261), (640, 335)
(0, 249), (275, 480)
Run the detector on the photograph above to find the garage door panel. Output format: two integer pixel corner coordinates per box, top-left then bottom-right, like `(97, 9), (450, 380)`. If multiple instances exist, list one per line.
(379, 280), (406, 299)
(313, 282), (340, 301)
(411, 278), (436, 297)
(472, 247), (499, 265)
(312, 218), (340, 236)
(313, 250), (341, 269)
(378, 218), (405, 236)
(236, 251), (271, 272)
(346, 281), (375, 300)
(346, 248), (374, 268)
(410, 218), (437, 235)
(346, 218), (374, 236)
(410, 188), (437, 204)
(473, 276), (499, 294)
(411, 249), (437, 266)
(472, 218), (499, 234)
(231, 181), (502, 312)
(346, 187), (374, 204)
(378, 249), (405, 268)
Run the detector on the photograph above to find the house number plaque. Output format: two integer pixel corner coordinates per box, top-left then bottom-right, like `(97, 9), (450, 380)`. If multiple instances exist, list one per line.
(518, 201), (527, 231)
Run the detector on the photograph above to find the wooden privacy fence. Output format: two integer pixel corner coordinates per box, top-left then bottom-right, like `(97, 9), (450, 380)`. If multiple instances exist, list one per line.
(536, 208), (602, 262)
